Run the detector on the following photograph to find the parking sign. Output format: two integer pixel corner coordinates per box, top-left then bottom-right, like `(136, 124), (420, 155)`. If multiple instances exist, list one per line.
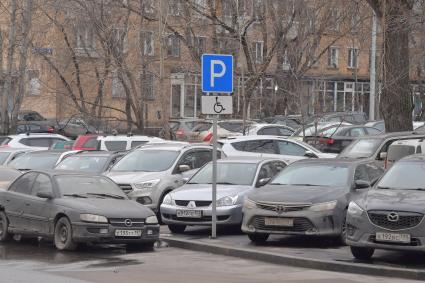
(201, 54), (233, 93)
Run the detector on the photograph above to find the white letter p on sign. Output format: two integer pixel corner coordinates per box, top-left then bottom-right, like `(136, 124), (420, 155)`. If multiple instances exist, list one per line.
(210, 60), (226, 88)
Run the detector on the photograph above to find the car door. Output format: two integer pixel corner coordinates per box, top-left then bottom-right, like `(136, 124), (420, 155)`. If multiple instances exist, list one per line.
(26, 173), (55, 235)
(4, 173), (37, 232)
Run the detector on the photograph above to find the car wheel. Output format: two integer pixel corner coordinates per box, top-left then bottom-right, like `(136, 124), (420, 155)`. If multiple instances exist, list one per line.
(168, 224), (186, 234)
(126, 241), (155, 251)
(54, 217), (78, 251)
(157, 190), (172, 224)
(340, 214), (347, 245)
(350, 246), (374, 260)
(248, 233), (269, 244)
(0, 211), (11, 242)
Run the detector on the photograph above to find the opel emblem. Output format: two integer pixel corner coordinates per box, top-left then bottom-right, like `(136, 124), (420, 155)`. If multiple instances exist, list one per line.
(275, 205), (286, 214)
(187, 201), (196, 208)
(387, 212), (399, 222)
(124, 219), (133, 227)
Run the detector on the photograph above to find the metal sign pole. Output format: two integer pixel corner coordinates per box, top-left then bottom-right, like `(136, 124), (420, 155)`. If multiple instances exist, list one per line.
(211, 114), (218, 239)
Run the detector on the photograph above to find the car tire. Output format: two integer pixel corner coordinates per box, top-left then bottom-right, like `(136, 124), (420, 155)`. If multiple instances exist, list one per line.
(54, 217), (78, 251)
(168, 224), (186, 234)
(126, 241), (155, 251)
(0, 211), (11, 242)
(339, 214), (347, 245)
(350, 246), (374, 260)
(248, 233), (269, 244)
(157, 190), (173, 224)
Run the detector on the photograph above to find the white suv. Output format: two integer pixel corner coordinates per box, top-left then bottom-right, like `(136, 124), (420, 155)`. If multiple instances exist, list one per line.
(98, 135), (163, 151)
(219, 135), (336, 164)
(1, 134), (70, 150)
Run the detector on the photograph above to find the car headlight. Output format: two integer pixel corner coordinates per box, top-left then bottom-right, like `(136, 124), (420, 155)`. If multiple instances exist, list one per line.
(308, 201), (337, 212)
(162, 193), (174, 205)
(216, 195), (238, 207)
(80, 214), (108, 223)
(145, 215), (158, 224)
(347, 201), (364, 216)
(243, 198), (257, 209)
(133, 179), (160, 190)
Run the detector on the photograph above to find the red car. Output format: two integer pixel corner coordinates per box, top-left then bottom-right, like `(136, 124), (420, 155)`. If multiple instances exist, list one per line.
(72, 134), (99, 150)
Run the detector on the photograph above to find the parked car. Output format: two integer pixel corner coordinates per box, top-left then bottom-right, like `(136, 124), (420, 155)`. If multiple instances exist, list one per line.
(98, 135), (163, 151)
(338, 131), (425, 168)
(50, 140), (74, 150)
(199, 120), (257, 142)
(16, 122), (55, 134)
(385, 139), (425, 169)
(55, 151), (126, 173)
(365, 120), (385, 133)
(72, 134), (100, 151)
(219, 136), (336, 164)
(316, 126), (382, 154)
(0, 167), (21, 189)
(241, 159), (384, 243)
(0, 148), (36, 165)
(106, 143), (221, 215)
(56, 117), (98, 138)
(0, 171), (159, 250)
(160, 119), (210, 141)
(317, 112), (368, 125)
(346, 155), (425, 259)
(292, 122), (352, 141)
(245, 124), (295, 137)
(260, 116), (303, 130)
(0, 133), (70, 150)
(8, 150), (78, 171)
(160, 157), (287, 233)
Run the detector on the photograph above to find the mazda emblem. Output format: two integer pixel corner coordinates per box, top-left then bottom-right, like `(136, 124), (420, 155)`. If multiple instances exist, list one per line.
(387, 212), (399, 222)
(124, 219), (133, 227)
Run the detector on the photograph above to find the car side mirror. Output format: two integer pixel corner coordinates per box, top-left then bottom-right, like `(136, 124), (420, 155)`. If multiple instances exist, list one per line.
(182, 177), (189, 184)
(178, 165), (191, 173)
(355, 180), (370, 190)
(304, 151), (317, 158)
(36, 191), (53, 199)
(257, 178), (271, 187)
(379, 152), (387, 160)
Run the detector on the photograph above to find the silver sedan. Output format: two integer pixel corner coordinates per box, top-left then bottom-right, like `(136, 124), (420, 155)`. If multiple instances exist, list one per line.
(160, 157), (287, 233)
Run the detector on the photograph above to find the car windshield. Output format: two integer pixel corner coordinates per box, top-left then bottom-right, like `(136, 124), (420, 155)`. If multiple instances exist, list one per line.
(270, 164), (350, 187)
(339, 138), (383, 158)
(188, 162), (258, 186)
(9, 154), (60, 170)
(55, 175), (127, 198)
(111, 149), (179, 172)
(55, 156), (109, 172)
(377, 161), (425, 190)
(0, 152), (11, 165)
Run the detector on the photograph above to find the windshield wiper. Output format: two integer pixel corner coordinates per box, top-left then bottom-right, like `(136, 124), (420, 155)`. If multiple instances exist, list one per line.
(410, 188), (425, 191)
(377, 186), (392, 189)
(216, 182), (238, 185)
(86, 193), (125, 199)
(63, 193), (88, 198)
(291, 183), (320, 186)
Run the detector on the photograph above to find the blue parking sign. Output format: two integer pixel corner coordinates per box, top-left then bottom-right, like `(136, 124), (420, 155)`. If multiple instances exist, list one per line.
(202, 54), (233, 94)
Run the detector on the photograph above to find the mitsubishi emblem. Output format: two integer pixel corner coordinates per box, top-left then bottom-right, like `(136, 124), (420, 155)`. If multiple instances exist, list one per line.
(187, 201), (196, 208)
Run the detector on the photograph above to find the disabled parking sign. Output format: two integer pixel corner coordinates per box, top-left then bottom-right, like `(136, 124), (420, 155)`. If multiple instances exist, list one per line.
(201, 54), (233, 93)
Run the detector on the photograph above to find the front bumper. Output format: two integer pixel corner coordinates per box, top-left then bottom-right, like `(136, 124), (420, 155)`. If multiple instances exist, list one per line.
(346, 212), (425, 252)
(160, 204), (243, 226)
(72, 222), (160, 244)
(241, 207), (343, 236)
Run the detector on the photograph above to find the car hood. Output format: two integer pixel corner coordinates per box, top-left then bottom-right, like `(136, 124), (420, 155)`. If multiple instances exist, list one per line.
(171, 184), (253, 201)
(105, 171), (165, 183)
(317, 152), (338, 158)
(56, 198), (154, 218)
(363, 188), (425, 212)
(247, 185), (347, 204)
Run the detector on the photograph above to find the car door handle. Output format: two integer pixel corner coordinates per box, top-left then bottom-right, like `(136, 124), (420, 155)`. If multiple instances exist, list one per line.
(5, 199), (10, 202)
(25, 203), (30, 207)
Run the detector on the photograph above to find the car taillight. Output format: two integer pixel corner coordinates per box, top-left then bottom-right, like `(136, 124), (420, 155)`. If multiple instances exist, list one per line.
(48, 126), (54, 133)
(326, 138), (334, 145)
(203, 133), (213, 142)
(176, 130), (184, 136)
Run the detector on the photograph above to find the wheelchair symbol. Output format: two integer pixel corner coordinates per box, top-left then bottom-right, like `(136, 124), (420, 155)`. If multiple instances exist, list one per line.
(213, 97), (226, 114)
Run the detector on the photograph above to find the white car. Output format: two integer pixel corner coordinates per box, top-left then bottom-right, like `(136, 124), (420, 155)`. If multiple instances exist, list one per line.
(0, 133), (70, 150)
(245, 124), (295, 136)
(0, 148), (38, 165)
(98, 135), (163, 151)
(219, 135), (336, 164)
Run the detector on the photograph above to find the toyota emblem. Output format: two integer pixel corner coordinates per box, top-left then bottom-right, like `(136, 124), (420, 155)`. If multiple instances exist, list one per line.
(124, 219), (133, 227)
(275, 205), (286, 214)
(387, 212), (399, 222)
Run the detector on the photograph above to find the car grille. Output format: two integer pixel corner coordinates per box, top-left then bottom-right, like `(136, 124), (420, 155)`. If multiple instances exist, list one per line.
(118, 184), (133, 194)
(256, 202), (310, 213)
(174, 200), (212, 207)
(368, 211), (423, 230)
(109, 218), (144, 228)
(251, 216), (315, 232)
(163, 214), (229, 222)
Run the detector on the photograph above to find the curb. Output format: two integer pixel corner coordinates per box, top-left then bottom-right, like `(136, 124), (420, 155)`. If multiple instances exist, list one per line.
(160, 236), (425, 280)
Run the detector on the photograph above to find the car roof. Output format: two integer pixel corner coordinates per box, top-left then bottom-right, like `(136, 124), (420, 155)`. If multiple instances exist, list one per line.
(218, 156), (285, 164)
(292, 158), (368, 165)
(7, 133), (68, 138)
(0, 148), (35, 153)
(353, 131), (425, 141)
(71, 150), (122, 157)
(219, 135), (287, 142)
(98, 135), (162, 141)
(137, 142), (211, 151)
(25, 169), (100, 178)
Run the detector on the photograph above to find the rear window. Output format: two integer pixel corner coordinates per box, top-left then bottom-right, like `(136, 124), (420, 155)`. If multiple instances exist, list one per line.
(104, 141), (127, 151)
(387, 145), (416, 162)
(131, 141), (147, 148)
(20, 138), (51, 147)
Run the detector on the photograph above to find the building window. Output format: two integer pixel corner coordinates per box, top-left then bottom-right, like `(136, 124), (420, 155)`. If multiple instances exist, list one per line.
(76, 26), (95, 49)
(329, 8), (340, 32)
(328, 47), (339, 68)
(348, 48), (359, 68)
(168, 0), (183, 16)
(112, 71), (125, 98)
(112, 28), (128, 54)
(217, 37), (235, 54)
(282, 50), (290, 71)
(193, 0), (206, 18)
(27, 70), (40, 96)
(253, 41), (263, 63)
(194, 36), (206, 56)
(143, 0), (155, 15)
(253, 0), (265, 21)
(141, 72), (154, 100)
(140, 31), (154, 56)
(166, 35), (180, 57)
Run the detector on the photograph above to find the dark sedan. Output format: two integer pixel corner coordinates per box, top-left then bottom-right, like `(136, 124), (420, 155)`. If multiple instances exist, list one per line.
(0, 171), (159, 250)
(55, 151), (126, 173)
(241, 159), (384, 243)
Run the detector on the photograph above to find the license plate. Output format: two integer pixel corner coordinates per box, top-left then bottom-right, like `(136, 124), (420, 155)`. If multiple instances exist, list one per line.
(375, 232), (411, 243)
(176, 210), (202, 218)
(115, 229), (142, 237)
(264, 217), (294, 227)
